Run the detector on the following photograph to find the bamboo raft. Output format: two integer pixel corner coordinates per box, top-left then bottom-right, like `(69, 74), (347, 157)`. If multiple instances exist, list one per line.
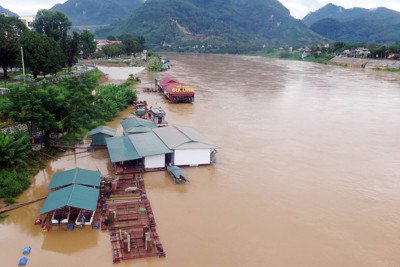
(0, 197), (47, 214)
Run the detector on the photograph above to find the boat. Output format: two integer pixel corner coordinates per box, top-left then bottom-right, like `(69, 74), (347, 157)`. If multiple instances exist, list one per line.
(75, 209), (95, 226)
(155, 77), (194, 103)
(51, 207), (70, 224)
(167, 166), (189, 184)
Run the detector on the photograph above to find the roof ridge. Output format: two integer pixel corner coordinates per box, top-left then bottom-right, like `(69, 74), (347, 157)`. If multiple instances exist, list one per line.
(66, 185), (75, 206)
(73, 168), (78, 184)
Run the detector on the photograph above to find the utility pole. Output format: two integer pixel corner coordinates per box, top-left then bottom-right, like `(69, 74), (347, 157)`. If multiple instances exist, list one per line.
(21, 47), (25, 84)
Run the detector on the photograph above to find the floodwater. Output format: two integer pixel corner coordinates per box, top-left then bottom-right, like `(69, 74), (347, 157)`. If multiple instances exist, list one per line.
(2, 53), (400, 267)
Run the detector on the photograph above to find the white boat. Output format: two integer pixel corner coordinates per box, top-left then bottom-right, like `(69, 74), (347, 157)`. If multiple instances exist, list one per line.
(75, 209), (95, 226)
(51, 207), (70, 224)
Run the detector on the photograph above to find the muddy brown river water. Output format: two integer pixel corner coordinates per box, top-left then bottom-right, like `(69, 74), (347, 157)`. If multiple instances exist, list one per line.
(2, 53), (400, 267)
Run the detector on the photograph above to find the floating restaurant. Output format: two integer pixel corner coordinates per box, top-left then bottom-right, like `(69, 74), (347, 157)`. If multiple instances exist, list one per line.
(155, 77), (195, 103)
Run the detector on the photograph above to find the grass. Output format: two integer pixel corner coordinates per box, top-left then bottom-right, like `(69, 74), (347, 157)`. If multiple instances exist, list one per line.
(372, 67), (400, 72)
(0, 215), (9, 221)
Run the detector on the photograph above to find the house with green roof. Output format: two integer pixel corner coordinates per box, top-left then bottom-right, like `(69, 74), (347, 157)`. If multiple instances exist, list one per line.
(120, 117), (157, 135)
(105, 132), (173, 174)
(88, 126), (116, 146)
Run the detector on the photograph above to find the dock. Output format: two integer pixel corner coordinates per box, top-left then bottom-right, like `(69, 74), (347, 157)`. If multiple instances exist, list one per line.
(100, 175), (165, 263)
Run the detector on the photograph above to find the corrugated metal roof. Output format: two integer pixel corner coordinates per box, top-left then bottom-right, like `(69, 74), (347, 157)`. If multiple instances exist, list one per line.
(159, 78), (194, 96)
(48, 168), (101, 189)
(88, 126), (116, 137)
(105, 136), (141, 163)
(39, 184), (99, 214)
(153, 125), (220, 150)
(129, 132), (172, 157)
(121, 117), (157, 134)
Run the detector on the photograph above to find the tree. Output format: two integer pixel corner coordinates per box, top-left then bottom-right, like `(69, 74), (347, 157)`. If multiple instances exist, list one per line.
(0, 16), (27, 77)
(0, 83), (67, 138)
(107, 35), (116, 41)
(33, 9), (71, 42)
(0, 129), (32, 168)
(60, 32), (79, 72)
(19, 31), (65, 79)
(79, 30), (97, 58)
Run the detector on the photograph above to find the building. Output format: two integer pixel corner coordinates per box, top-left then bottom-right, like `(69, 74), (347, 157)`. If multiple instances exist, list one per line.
(105, 132), (172, 173)
(153, 125), (219, 166)
(19, 16), (35, 30)
(95, 39), (122, 51)
(120, 117), (157, 135)
(146, 106), (168, 126)
(0, 12), (8, 17)
(155, 77), (195, 103)
(88, 126), (117, 146)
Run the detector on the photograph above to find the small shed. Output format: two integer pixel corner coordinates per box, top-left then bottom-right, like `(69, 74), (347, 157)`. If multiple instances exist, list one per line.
(48, 168), (101, 190)
(146, 106), (168, 126)
(120, 117), (157, 135)
(88, 126), (116, 146)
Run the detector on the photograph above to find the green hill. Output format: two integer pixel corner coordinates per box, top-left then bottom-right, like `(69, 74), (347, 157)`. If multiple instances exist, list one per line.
(95, 0), (324, 52)
(303, 4), (400, 44)
(0, 6), (19, 17)
(50, 0), (144, 26)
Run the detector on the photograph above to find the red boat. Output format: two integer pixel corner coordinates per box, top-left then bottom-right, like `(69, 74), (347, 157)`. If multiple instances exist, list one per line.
(155, 77), (194, 103)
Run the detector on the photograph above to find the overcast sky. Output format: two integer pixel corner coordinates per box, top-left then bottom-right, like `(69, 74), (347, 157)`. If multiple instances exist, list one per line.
(2, 0), (400, 19)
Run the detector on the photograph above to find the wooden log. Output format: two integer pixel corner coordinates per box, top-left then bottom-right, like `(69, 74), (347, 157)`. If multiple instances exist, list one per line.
(0, 197), (47, 214)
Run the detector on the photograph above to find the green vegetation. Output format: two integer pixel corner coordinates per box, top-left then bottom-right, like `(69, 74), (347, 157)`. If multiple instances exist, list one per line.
(96, 0), (324, 53)
(0, 215), (9, 221)
(0, 69), (138, 201)
(50, 0), (144, 26)
(303, 4), (400, 44)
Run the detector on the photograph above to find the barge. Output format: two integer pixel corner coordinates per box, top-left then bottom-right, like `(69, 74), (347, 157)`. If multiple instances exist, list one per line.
(155, 77), (194, 103)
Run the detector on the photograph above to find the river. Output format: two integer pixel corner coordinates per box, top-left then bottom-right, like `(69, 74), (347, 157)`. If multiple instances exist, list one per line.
(1, 53), (400, 267)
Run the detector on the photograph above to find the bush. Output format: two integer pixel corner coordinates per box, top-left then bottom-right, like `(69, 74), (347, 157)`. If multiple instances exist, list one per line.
(0, 169), (31, 199)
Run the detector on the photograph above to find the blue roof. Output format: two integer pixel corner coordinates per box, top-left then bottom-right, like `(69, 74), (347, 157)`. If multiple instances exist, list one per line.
(48, 168), (100, 189)
(39, 184), (99, 214)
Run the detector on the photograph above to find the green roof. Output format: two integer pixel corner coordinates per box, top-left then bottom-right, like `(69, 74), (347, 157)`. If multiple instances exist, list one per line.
(48, 168), (101, 189)
(88, 126), (116, 137)
(153, 125), (220, 150)
(39, 184), (99, 214)
(129, 132), (172, 157)
(105, 136), (141, 163)
(120, 117), (157, 134)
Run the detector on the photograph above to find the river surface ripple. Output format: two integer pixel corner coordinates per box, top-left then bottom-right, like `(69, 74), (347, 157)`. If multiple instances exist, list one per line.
(1, 53), (400, 267)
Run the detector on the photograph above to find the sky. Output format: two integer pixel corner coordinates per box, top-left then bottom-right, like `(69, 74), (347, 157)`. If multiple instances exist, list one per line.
(1, 0), (400, 19)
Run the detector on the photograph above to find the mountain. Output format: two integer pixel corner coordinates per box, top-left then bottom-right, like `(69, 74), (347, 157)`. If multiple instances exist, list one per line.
(95, 0), (324, 51)
(0, 6), (19, 17)
(50, 0), (145, 26)
(303, 4), (400, 43)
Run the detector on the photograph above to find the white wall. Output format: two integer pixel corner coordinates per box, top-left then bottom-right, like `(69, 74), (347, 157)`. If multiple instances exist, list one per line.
(144, 154), (165, 169)
(174, 149), (210, 166)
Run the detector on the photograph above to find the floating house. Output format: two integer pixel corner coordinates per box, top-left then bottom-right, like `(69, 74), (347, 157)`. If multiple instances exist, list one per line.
(153, 125), (219, 166)
(155, 77), (195, 103)
(39, 168), (101, 225)
(133, 101), (147, 118)
(39, 184), (99, 217)
(120, 117), (157, 135)
(105, 132), (173, 174)
(48, 168), (101, 190)
(88, 126), (116, 146)
(146, 106), (168, 127)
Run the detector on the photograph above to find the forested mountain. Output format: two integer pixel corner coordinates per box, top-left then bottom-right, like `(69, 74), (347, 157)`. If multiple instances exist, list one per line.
(0, 6), (19, 17)
(50, 0), (144, 25)
(303, 4), (400, 44)
(95, 0), (324, 52)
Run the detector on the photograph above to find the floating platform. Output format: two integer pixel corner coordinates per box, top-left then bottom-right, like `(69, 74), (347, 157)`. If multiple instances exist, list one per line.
(100, 174), (165, 263)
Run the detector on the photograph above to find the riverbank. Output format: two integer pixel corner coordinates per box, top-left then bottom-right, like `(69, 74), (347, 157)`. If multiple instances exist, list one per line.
(329, 56), (400, 70)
